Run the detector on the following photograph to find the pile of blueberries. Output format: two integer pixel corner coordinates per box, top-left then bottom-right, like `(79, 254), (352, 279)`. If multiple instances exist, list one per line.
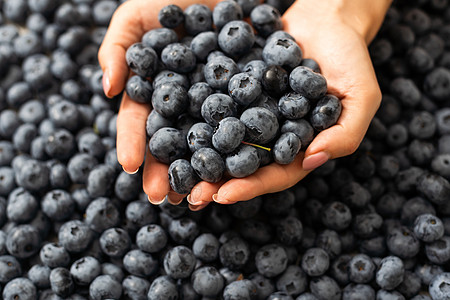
(0, 0), (449, 299)
(126, 2), (340, 194)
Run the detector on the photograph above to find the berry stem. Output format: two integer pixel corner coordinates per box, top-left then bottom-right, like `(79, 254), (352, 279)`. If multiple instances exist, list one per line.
(241, 141), (271, 151)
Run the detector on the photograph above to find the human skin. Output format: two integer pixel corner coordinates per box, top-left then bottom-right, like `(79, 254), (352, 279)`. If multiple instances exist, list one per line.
(98, 0), (392, 210)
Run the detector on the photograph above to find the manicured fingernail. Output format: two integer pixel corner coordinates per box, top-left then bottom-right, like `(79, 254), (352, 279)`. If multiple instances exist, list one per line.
(302, 151), (329, 170)
(212, 194), (233, 204)
(188, 186), (202, 204)
(102, 70), (111, 97)
(167, 195), (183, 205)
(122, 166), (139, 174)
(187, 194), (203, 206)
(148, 195), (166, 205)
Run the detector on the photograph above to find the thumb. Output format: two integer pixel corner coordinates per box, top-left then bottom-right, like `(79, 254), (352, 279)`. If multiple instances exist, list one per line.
(98, 0), (150, 98)
(302, 87), (382, 170)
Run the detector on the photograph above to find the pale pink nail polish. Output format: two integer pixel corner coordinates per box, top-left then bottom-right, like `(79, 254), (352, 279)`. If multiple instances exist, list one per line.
(122, 166), (139, 174)
(302, 152), (329, 170)
(102, 70), (111, 97)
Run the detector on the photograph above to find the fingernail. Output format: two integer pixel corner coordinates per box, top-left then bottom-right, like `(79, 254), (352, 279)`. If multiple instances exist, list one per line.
(148, 195), (166, 205)
(302, 151), (329, 170)
(122, 166), (139, 175)
(188, 186), (202, 204)
(167, 195), (183, 205)
(212, 194), (233, 204)
(187, 194), (203, 206)
(102, 70), (111, 97)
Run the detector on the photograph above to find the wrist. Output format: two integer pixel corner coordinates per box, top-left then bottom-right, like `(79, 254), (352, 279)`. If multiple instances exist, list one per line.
(284, 0), (392, 44)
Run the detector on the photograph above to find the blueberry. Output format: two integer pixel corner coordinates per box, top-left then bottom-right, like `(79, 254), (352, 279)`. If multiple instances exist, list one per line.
(152, 82), (188, 118)
(0, 255), (22, 283)
(161, 43), (196, 73)
(42, 189), (75, 221)
(158, 4), (184, 28)
(255, 243), (288, 278)
(190, 31), (218, 61)
(126, 42), (158, 78)
(204, 56), (240, 91)
(275, 216), (303, 246)
(417, 172), (450, 205)
(352, 213), (383, 239)
(69, 256), (101, 286)
(89, 275), (122, 300)
(142, 28), (177, 55)
(114, 171), (141, 202)
(145, 110), (173, 138)
(243, 60), (268, 81)
(58, 220), (93, 253)
(413, 213), (445, 242)
(192, 233), (220, 262)
(122, 275), (150, 300)
(0, 109), (22, 139)
(85, 197), (120, 233)
(429, 272), (450, 300)
(147, 275), (178, 300)
(315, 229), (342, 259)
(374, 256), (404, 291)
(263, 38), (302, 70)
(435, 108), (450, 134)
(310, 94), (342, 131)
(386, 226), (420, 258)
(277, 266), (307, 297)
(250, 4), (283, 38)
(191, 147), (225, 183)
(228, 72), (262, 106)
(396, 271), (421, 298)
(248, 272), (276, 299)
(213, 0), (243, 29)
(301, 247), (330, 277)
(184, 4), (213, 36)
(225, 144), (260, 178)
(218, 20), (255, 57)
(273, 132), (301, 165)
(262, 65), (289, 97)
(168, 159), (199, 194)
(6, 224), (40, 259)
(125, 75), (153, 104)
(44, 129), (76, 161)
(191, 266), (224, 297)
(342, 284), (375, 300)
(168, 217), (199, 245)
(390, 77), (421, 107)
(2, 277), (37, 300)
(49, 267), (74, 297)
(6, 188), (37, 223)
(281, 119), (315, 148)
(153, 70), (190, 90)
(136, 224), (167, 253)
(101, 262), (124, 283)
(27, 264), (51, 289)
(123, 249), (158, 277)
(149, 127), (187, 164)
(99, 228), (131, 258)
(125, 200), (158, 231)
(425, 236), (450, 264)
(187, 122), (214, 153)
(223, 279), (257, 300)
(40, 243), (71, 268)
(219, 237), (250, 270)
(309, 276), (341, 300)
(187, 82), (213, 119)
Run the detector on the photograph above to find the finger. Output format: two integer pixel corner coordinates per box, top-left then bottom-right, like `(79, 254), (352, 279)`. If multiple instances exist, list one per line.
(186, 180), (226, 206)
(116, 92), (150, 173)
(98, 0), (150, 97)
(143, 151), (171, 205)
(215, 153), (310, 203)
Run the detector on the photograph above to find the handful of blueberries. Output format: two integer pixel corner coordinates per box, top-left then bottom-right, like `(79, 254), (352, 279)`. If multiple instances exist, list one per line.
(1, 0), (450, 299)
(125, 1), (341, 194)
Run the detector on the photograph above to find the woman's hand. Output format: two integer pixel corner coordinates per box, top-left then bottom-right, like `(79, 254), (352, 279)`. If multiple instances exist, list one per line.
(98, 0), (391, 210)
